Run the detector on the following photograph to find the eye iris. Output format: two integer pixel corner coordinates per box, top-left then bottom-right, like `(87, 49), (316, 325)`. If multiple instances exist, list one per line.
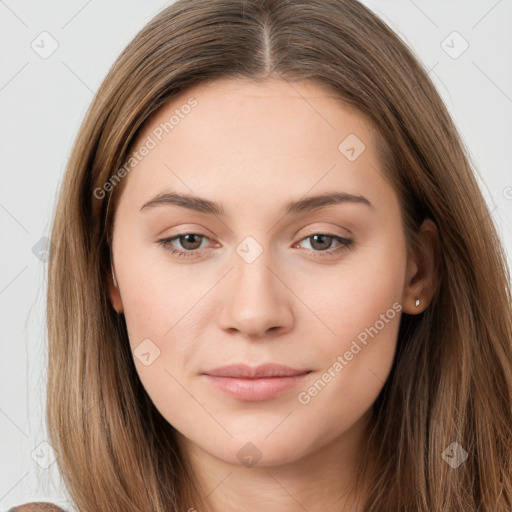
(310, 234), (332, 251)
(180, 234), (202, 250)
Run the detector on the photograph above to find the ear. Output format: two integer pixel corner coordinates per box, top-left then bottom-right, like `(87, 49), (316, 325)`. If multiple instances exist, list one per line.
(402, 218), (439, 314)
(109, 264), (124, 314)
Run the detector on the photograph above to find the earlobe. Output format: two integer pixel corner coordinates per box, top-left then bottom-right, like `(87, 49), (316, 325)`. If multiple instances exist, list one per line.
(109, 266), (124, 314)
(402, 218), (439, 314)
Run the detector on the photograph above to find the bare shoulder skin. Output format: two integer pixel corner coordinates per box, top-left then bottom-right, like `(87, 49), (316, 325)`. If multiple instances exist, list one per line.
(8, 503), (66, 512)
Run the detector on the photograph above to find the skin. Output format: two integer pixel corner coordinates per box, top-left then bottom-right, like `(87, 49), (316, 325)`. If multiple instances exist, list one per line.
(109, 78), (437, 512)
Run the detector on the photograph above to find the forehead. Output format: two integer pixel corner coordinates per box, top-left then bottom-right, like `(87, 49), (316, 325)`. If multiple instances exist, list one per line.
(118, 77), (391, 215)
(138, 77), (376, 153)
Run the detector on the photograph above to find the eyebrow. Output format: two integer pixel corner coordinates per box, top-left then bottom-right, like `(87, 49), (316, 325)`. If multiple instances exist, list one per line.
(140, 190), (374, 216)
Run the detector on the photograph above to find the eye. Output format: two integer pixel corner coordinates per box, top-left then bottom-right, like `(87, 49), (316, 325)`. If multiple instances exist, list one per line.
(295, 233), (353, 257)
(158, 233), (211, 258)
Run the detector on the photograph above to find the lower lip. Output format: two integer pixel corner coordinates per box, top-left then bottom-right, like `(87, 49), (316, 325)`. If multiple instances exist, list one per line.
(204, 373), (311, 401)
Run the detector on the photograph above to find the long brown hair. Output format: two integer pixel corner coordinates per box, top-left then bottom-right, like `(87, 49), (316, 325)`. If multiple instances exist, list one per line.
(47, 0), (512, 510)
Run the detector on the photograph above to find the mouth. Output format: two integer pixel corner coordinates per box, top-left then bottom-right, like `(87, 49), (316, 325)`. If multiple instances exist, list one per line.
(202, 363), (312, 401)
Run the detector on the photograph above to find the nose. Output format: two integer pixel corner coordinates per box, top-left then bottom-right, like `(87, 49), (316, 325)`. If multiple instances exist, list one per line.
(216, 251), (294, 340)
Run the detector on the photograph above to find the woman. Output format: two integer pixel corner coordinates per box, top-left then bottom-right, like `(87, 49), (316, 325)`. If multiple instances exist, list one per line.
(14, 0), (512, 510)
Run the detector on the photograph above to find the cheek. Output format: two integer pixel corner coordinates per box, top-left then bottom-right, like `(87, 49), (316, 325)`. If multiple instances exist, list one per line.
(291, 225), (407, 347)
(289, 228), (406, 412)
(114, 237), (222, 405)
(115, 233), (203, 344)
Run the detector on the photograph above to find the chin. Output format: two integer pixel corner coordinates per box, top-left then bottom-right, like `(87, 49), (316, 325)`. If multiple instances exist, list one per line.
(195, 429), (316, 469)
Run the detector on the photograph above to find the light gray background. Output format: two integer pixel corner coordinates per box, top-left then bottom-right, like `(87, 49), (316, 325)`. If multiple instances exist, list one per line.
(1, 0), (511, 509)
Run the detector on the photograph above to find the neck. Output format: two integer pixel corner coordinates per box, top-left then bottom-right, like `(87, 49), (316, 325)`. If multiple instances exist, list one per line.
(177, 409), (374, 512)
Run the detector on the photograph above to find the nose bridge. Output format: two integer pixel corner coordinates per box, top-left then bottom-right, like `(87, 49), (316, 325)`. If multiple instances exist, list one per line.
(216, 239), (294, 337)
(232, 233), (278, 296)
(233, 249), (277, 302)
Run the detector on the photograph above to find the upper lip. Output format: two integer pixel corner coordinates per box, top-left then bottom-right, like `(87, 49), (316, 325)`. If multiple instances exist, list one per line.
(203, 363), (311, 379)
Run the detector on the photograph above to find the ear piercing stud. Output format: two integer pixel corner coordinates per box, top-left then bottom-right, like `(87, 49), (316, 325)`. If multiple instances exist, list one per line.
(415, 298), (420, 307)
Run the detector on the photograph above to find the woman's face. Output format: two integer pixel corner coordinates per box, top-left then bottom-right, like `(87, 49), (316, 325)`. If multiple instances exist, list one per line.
(110, 78), (414, 468)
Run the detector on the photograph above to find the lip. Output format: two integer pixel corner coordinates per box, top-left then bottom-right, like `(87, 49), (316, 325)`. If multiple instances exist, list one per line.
(202, 364), (312, 401)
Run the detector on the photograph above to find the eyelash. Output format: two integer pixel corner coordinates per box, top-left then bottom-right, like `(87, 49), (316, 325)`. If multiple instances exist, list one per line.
(157, 232), (353, 259)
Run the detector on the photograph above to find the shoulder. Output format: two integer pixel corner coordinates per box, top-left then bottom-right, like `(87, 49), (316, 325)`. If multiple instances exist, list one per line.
(8, 503), (66, 512)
